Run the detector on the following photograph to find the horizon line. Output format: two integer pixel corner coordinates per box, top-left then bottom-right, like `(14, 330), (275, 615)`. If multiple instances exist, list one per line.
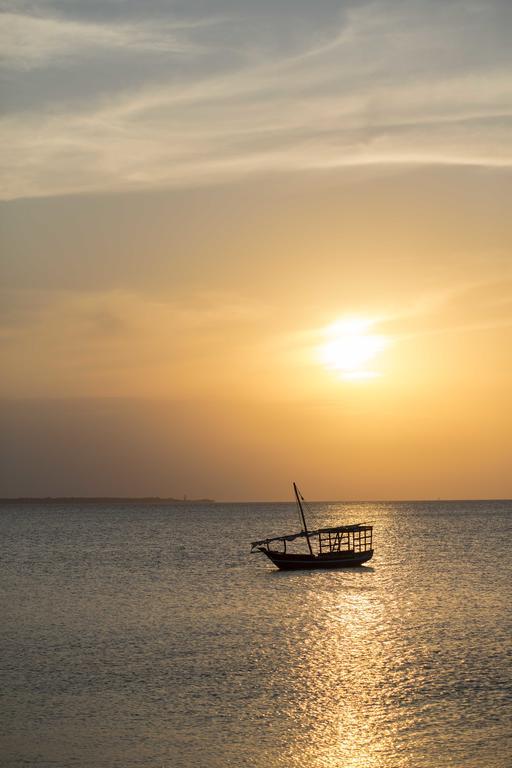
(1, 496), (510, 504)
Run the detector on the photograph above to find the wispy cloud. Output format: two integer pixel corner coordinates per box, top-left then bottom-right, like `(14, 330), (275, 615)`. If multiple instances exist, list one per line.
(0, 11), (211, 70)
(1, 0), (511, 200)
(379, 275), (512, 340)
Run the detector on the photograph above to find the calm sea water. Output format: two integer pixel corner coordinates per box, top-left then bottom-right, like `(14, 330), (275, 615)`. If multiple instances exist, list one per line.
(1, 500), (511, 768)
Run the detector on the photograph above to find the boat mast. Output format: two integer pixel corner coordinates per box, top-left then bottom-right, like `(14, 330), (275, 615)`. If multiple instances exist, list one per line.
(293, 482), (314, 556)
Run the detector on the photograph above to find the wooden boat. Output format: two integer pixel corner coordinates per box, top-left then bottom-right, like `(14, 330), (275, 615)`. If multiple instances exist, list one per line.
(251, 483), (373, 570)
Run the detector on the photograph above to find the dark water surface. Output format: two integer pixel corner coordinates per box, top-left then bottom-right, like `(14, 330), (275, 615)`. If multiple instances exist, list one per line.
(1, 501), (511, 767)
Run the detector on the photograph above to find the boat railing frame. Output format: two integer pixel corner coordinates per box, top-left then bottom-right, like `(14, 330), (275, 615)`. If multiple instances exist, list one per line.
(317, 526), (372, 554)
(251, 524), (373, 555)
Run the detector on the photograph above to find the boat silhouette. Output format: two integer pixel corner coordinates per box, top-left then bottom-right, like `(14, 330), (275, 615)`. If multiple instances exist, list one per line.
(251, 483), (374, 570)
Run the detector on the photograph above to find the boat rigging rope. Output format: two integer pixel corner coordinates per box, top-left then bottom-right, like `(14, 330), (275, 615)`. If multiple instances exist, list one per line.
(295, 496), (305, 531)
(300, 490), (320, 533)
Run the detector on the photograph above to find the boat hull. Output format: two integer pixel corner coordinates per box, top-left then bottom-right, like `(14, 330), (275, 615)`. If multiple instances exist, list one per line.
(260, 548), (374, 570)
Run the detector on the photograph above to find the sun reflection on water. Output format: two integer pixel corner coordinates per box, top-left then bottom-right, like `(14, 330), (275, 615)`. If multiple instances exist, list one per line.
(274, 574), (405, 768)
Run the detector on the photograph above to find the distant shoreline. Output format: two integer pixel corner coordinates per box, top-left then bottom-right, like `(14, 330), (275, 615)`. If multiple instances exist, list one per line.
(0, 497), (216, 504)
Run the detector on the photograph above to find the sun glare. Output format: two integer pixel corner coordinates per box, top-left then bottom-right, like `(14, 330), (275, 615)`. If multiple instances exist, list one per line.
(318, 318), (389, 380)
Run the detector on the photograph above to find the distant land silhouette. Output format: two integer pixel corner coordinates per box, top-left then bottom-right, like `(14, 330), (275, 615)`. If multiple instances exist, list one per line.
(0, 497), (215, 504)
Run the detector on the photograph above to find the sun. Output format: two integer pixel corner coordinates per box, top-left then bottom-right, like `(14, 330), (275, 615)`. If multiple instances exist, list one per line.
(317, 317), (389, 380)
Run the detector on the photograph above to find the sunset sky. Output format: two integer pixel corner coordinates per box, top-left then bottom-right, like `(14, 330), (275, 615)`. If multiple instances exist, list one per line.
(1, 0), (511, 500)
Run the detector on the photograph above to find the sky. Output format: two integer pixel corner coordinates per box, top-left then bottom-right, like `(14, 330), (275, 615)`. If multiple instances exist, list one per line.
(1, 0), (511, 500)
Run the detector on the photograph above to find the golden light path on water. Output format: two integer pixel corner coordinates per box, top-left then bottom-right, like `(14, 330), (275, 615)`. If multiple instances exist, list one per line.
(280, 594), (390, 768)
(275, 569), (396, 768)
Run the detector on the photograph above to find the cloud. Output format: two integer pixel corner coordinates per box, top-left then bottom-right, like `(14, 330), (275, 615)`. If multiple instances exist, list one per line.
(378, 275), (512, 341)
(1, 0), (512, 199)
(0, 11), (210, 70)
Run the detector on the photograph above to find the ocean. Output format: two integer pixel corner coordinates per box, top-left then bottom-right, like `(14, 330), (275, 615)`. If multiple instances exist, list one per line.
(1, 500), (511, 768)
